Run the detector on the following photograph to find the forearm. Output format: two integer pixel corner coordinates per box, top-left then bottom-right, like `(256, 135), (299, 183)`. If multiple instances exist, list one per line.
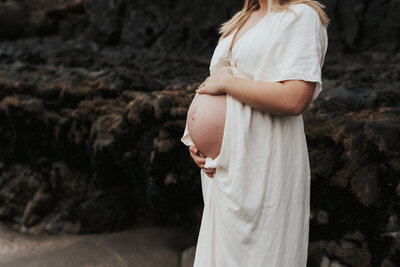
(222, 76), (301, 116)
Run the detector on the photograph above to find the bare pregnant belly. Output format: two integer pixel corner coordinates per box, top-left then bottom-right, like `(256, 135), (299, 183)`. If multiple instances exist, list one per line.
(187, 93), (227, 159)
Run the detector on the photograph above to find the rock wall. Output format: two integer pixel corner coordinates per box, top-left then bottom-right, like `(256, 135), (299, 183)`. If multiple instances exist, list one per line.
(0, 0), (399, 51)
(0, 0), (399, 266)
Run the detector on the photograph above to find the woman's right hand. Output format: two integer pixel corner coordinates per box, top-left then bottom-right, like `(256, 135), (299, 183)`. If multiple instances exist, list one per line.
(189, 145), (216, 178)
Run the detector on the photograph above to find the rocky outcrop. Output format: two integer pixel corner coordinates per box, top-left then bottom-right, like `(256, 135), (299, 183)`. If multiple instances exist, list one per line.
(0, 51), (203, 234)
(303, 51), (400, 267)
(0, 0), (399, 52)
(0, 0), (399, 266)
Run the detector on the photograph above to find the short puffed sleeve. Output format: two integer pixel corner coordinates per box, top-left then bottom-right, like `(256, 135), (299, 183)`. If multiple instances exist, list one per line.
(259, 4), (328, 102)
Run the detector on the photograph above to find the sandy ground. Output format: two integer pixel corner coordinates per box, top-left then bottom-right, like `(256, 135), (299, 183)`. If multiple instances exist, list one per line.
(0, 224), (197, 267)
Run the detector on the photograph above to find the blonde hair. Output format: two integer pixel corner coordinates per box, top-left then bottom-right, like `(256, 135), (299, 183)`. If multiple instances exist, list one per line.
(218, 0), (330, 42)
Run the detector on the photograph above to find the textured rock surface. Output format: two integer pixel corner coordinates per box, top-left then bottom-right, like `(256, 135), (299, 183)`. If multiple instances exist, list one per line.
(304, 51), (400, 267)
(0, 0), (399, 266)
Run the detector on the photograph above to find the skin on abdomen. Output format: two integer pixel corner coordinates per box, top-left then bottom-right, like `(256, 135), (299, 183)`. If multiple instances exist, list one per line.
(187, 93), (227, 159)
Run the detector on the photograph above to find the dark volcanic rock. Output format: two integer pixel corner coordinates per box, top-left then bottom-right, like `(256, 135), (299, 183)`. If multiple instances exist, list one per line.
(303, 51), (400, 266)
(87, 0), (124, 44)
(0, 0), (399, 51)
(121, 6), (169, 48)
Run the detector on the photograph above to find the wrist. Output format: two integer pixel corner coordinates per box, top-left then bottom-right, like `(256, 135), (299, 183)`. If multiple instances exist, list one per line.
(221, 74), (234, 93)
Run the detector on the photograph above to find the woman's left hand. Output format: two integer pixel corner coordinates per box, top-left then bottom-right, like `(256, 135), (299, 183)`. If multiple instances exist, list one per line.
(196, 67), (233, 95)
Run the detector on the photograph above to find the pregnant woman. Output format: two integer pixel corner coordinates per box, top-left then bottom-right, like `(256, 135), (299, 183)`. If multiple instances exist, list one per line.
(181, 0), (329, 266)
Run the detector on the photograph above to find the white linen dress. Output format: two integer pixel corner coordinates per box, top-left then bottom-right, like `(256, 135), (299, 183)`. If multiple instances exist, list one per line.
(180, 3), (328, 267)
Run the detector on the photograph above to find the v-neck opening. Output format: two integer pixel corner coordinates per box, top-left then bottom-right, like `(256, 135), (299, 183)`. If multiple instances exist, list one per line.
(229, 11), (269, 53)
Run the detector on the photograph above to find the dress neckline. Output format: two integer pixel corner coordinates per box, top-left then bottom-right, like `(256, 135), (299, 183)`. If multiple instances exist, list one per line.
(229, 10), (269, 53)
(227, 49), (233, 65)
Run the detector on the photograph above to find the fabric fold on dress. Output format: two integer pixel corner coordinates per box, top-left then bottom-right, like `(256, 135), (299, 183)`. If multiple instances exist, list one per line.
(181, 4), (328, 266)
